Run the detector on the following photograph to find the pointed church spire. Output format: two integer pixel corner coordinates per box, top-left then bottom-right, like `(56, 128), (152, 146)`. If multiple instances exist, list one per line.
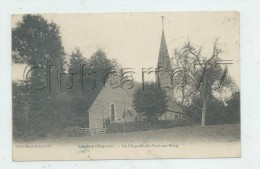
(158, 16), (171, 69)
(157, 16), (174, 98)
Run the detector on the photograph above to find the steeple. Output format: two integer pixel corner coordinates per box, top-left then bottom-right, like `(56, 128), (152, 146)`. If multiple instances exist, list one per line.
(158, 16), (171, 69)
(156, 16), (174, 98)
(158, 30), (171, 69)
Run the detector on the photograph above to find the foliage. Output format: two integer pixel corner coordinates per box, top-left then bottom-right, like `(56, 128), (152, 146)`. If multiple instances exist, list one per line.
(132, 82), (168, 121)
(224, 91), (240, 124)
(186, 92), (240, 125)
(12, 82), (33, 139)
(12, 14), (66, 66)
(173, 39), (237, 127)
(12, 15), (120, 139)
(69, 48), (88, 72)
(88, 49), (114, 84)
(186, 95), (225, 125)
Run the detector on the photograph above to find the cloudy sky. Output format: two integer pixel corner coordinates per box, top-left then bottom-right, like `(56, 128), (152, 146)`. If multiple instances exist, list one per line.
(12, 12), (239, 85)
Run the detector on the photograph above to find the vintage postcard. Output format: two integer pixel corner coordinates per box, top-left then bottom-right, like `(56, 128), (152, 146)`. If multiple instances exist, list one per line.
(12, 12), (240, 161)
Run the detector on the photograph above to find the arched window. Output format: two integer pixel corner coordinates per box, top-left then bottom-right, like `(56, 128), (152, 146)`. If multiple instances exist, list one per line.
(111, 104), (115, 121)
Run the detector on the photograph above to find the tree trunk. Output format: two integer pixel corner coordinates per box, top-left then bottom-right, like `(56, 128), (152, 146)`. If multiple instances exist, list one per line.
(201, 98), (207, 127)
(181, 86), (185, 105)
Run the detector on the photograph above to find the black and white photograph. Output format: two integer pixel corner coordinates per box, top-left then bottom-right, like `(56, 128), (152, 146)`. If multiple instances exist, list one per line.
(11, 12), (241, 160)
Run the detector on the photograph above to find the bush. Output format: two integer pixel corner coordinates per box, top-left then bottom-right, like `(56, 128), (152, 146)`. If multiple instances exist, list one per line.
(186, 92), (240, 125)
(62, 126), (84, 137)
(132, 82), (168, 121)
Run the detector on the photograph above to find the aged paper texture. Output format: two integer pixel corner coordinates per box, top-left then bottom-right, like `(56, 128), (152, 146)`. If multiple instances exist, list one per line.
(12, 12), (240, 161)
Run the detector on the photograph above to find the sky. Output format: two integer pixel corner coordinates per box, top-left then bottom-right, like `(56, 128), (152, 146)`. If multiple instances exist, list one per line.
(12, 12), (240, 86)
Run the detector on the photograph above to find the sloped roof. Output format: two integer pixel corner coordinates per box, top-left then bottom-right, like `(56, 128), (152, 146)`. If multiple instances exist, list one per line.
(104, 74), (141, 97)
(166, 97), (185, 114)
(106, 74), (184, 114)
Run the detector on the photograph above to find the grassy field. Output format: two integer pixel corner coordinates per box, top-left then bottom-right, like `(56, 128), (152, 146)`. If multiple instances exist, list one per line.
(13, 124), (240, 160)
(17, 124), (240, 144)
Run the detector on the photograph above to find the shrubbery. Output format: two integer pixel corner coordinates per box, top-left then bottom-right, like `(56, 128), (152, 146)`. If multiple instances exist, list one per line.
(186, 92), (240, 125)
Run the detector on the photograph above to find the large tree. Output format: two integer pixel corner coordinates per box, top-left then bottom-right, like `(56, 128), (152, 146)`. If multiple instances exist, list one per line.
(12, 14), (67, 94)
(12, 14), (67, 137)
(173, 39), (236, 127)
(88, 49), (114, 78)
(69, 48), (87, 71)
(133, 82), (168, 121)
(12, 14), (66, 66)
